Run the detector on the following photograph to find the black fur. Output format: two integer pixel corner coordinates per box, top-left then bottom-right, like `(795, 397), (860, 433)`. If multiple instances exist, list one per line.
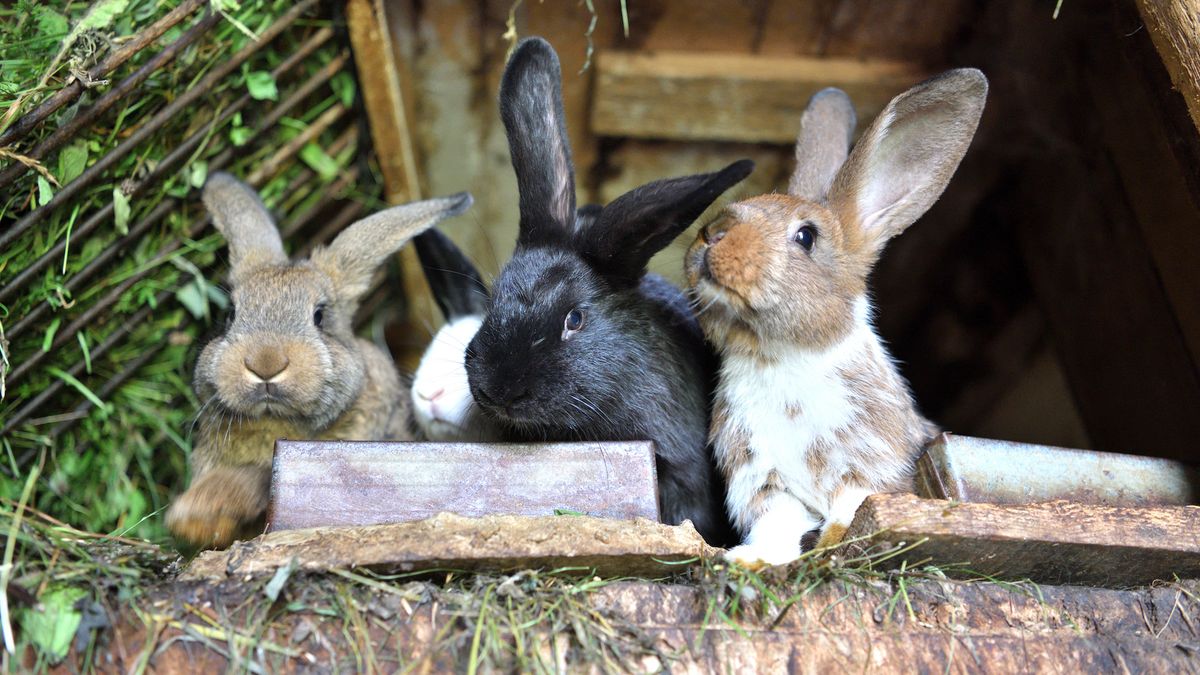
(414, 229), (489, 320)
(465, 37), (752, 545)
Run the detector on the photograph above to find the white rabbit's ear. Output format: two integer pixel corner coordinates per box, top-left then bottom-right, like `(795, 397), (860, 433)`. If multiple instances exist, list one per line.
(788, 88), (856, 201)
(313, 192), (473, 303)
(202, 172), (286, 273)
(827, 69), (987, 254)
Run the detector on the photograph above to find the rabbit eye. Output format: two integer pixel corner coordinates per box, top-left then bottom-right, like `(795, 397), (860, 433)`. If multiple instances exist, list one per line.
(562, 308), (585, 339)
(793, 224), (817, 252)
(313, 305), (326, 328)
(225, 306), (236, 330)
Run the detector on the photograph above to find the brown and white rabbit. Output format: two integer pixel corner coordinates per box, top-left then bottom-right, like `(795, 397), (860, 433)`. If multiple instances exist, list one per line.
(684, 70), (987, 566)
(166, 173), (472, 549)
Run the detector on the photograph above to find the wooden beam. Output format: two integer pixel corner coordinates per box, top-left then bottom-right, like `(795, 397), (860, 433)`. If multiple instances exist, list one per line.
(845, 492), (1200, 587)
(345, 0), (435, 369)
(1136, 0), (1200, 134)
(591, 51), (928, 144)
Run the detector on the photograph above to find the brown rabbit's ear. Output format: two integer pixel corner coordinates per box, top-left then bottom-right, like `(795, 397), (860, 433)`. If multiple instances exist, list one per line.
(313, 192), (474, 302)
(787, 88), (856, 201)
(202, 172), (286, 273)
(826, 68), (987, 254)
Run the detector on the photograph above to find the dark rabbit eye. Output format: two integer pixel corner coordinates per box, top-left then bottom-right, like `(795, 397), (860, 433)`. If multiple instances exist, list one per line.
(313, 304), (326, 328)
(562, 308), (585, 339)
(793, 224), (817, 252)
(225, 306), (236, 329)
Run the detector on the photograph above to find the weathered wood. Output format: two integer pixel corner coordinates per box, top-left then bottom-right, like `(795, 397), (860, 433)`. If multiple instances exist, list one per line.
(845, 492), (1200, 587)
(345, 0), (435, 368)
(916, 433), (1200, 506)
(266, 440), (661, 531)
(591, 51), (927, 143)
(184, 513), (708, 580)
(96, 573), (1200, 672)
(1137, 0), (1200, 135)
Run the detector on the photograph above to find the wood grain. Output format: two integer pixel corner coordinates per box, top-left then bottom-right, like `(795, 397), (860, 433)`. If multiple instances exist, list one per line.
(266, 440), (661, 531)
(845, 492), (1200, 587)
(591, 51), (927, 143)
(1137, 0), (1200, 134)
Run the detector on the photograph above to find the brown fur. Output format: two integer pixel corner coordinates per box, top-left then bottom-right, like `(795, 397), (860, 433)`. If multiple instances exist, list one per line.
(167, 174), (471, 549)
(688, 71), (987, 564)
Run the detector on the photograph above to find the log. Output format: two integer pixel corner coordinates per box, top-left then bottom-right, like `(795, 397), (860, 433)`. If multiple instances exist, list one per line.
(1137, 0), (1200, 135)
(183, 513), (710, 580)
(845, 492), (1200, 587)
(591, 51), (927, 144)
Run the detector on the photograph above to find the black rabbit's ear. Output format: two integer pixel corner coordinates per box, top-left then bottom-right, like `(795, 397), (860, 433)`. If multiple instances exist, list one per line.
(414, 229), (489, 320)
(578, 160), (754, 285)
(499, 37), (577, 247)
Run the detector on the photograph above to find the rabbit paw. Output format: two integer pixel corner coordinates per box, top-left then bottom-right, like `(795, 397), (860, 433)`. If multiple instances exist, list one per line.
(723, 543), (801, 569)
(166, 466), (267, 549)
(813, 523), (849, 551)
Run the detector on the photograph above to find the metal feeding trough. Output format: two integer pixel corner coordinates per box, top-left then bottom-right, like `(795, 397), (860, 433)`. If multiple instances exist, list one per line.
(265, 440), (661, 532)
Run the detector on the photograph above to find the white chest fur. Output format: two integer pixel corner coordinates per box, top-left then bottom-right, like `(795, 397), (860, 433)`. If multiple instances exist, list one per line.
(715, 299), (904, 524)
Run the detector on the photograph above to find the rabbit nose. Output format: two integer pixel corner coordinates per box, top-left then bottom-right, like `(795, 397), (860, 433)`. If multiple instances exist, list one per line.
(244, 352), (290, 381)
(418, 387), (445, 402)
(704, 224), (727, 245)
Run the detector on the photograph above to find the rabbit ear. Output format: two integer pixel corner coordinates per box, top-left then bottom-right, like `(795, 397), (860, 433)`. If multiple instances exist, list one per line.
(578, 159), (754, 285)
(313, 192), (474, 302)
(202, 172), (286, 273)
(414, 228), (489, 320)
(788, 88), (856, 201)
(500, 37), (577, 247)
(826, 69), (987, 254)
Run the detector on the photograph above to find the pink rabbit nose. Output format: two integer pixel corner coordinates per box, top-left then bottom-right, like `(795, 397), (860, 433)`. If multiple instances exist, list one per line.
(419, 387), (445, 402)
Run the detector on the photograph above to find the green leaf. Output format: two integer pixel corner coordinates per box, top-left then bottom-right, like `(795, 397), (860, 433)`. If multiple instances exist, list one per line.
(21, 586), (86, 663)
(37, 176), (53, 206)
(77, 332), (92, 374)
(331, 71), (356, 108)
(245, 71), (278, 101)
(229, 126), (253, 147)
(188, 160), (208, 189)
(175, 281), (208, 319)
(46, 366), (108, 413)
(112, 188), (130, 235)
(299, 143), (338, 180)
(77, 0), (130, 32)
(42, 317), (61, 352)
(264, 557), (299, 602)
(34, 7), (69, 37)
(57, 142), (88, 184)
(553, 508), (586, 516)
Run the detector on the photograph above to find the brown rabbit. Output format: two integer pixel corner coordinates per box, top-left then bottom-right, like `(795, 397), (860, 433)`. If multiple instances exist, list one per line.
(684, 70), (987, 566)
(166, 173), (473, 549)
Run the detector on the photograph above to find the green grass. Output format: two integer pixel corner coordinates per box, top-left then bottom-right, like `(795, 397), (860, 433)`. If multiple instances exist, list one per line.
(0, 0), (383, 542)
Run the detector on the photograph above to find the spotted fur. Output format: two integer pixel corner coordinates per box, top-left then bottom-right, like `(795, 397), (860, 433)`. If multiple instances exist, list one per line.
(685, 71), (987, 566)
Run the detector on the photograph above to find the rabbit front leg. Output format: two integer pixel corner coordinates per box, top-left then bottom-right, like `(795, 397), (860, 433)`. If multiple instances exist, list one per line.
(166, 462), (270, 549)
(725, 491), (823, 569)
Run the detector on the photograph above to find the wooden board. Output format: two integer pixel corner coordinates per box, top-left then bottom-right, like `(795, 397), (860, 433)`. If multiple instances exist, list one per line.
(591, 51), (927, 144)
(184, 513), (708, 580)
(266, 440), (660, 531)
(1137, 0), (1200, 135)
(845, 492), (1200, 587)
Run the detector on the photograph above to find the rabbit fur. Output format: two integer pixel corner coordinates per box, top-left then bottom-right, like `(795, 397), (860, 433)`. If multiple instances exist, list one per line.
(463, 38), (752, 545)
(166, 172), (472, 549)
(685, 70), (988, 565)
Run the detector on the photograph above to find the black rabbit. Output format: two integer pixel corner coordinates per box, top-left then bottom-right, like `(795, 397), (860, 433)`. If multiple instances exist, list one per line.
(464, 37), (752, 545)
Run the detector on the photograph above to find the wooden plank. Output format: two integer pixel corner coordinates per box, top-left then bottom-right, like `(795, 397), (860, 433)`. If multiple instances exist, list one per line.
(345, 0), (435, 369)
(1137, 0), (1200, 135)
(845, 492), (1200, 587)
(184, 513), (709, 580)
(266, 440), (660, 531)
(591, 51), (927, 143)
